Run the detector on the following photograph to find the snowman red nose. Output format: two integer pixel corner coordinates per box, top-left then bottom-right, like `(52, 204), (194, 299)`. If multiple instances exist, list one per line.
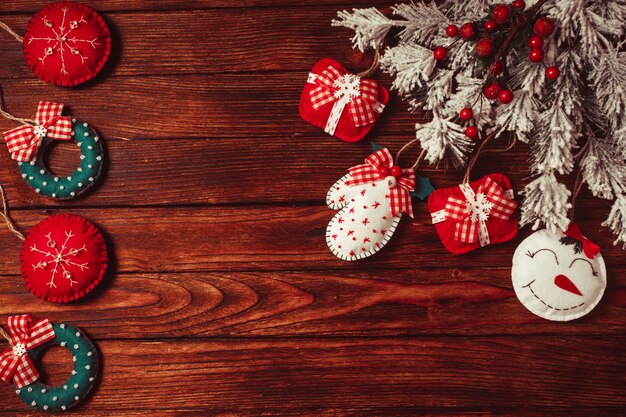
(554, 274), (582, 296)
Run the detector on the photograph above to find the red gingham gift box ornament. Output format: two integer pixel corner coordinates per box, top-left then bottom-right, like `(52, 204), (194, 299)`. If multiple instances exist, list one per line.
(428, 173), (518, 254)
(23, 1), (112, 86)
(300, 58), (389, 142)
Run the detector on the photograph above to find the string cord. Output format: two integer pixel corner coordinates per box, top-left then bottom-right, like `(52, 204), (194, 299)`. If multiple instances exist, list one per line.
(0, 20), (23, 43)
(357, 49), (380, 78)
(0, 87), (36, 126)
(395, 138), (426, 171)
(0, 326), (13, 346)
(0, 185), (25, 241)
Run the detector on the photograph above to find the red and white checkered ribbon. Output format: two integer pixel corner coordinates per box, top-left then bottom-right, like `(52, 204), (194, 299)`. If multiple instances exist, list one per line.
(437, 177), (517, 246)
(308, 64), (384, 136)
(0, 315), (55, 388)
(3, 102), (72, 162)
(345, 148), (416, 218)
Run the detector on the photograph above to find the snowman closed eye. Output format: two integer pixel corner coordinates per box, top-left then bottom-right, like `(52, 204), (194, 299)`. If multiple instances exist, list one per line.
(511, 227), (606, 321)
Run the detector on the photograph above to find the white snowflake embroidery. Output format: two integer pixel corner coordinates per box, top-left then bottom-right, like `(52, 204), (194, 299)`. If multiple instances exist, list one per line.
(30, 231), (89, 288)
(28, 6), (98, 76)
(333, 74), (361, 103)
(467, 192), (494, 223)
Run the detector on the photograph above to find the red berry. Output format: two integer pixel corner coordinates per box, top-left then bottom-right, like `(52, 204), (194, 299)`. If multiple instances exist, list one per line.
(390, 165), (403, 178)
(545, 66), (560, 80)
(459, 23), (476, 40)
(465, 126), (478, 139)
(529, 48), (544, 62)
(534, 17), (555, 37)
(512, 0), (525, 9)
(492, 4), (511, 24)
(528, 35), (543, 49)
(433, 46), (447, 61)
(475, 38), (495, 58)
(483, 82), (502, 100)
(484, 20), (497, 31)
(459, 108), (473, 121)
(446, 24), (459, 37)
(491, 60), (504, 75)
(379, 167), (390, 177)
(499, 89), (514, 104)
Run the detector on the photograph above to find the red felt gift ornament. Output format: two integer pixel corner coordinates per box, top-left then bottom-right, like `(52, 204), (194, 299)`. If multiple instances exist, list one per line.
(428, 173), (518, 254)
(22, 1), (112, 86)
(299, 58), (389, 142)
(20, 214), (108, 303)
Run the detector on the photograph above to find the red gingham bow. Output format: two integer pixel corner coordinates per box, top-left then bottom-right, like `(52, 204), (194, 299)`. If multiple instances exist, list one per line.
(345, 148), (416, 218)
(309, 64), (382, 135)
(3, 102), (72, 162)
(444, 176), (517, 245)
(0, 315), (55, 388)
(564, 223), (601, 259)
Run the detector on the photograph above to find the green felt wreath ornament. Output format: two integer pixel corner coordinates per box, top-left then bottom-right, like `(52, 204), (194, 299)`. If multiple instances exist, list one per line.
(3, 101), (104, 200)
(0, 315), (99, 412)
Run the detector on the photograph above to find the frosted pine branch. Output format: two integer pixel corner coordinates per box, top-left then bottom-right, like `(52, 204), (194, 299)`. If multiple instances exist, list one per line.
(532, 106), (578, 175)
(380, 44), (436, 94)
(602, 194), (626, 248)
(491, 90), (539, 143)
(445, 75), (494, 130)
(416, 113), (474, 167)
(392, 2), (451, 45)
(580, 133), (626, 200)
(591, 48), (626, 130)
(520, 173), (572, 233)
(332, 8), (398, 52)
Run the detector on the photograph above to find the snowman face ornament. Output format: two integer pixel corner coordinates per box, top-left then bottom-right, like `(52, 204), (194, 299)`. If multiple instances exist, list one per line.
(511, 228), (606, 321)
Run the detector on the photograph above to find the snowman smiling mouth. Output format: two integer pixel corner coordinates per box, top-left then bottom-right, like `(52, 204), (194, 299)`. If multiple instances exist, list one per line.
(523, 275), (586, 311)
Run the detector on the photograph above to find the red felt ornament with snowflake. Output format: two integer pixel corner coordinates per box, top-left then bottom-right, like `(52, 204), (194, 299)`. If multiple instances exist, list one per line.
(20, 214), (108, 303)
(22, 1), (111, 86)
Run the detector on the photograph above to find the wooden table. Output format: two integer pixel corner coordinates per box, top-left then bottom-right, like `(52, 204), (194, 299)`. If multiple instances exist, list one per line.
(0, 1), (624, 415)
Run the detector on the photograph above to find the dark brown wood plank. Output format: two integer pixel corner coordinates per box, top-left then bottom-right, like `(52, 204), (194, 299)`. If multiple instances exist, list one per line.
(0, 0), (393, 12)
(0, 7), (375, 77)
(0, 337), (624, 413)
(0, 204), (622, 275)
(0, 74), (420, 140)
(0, 133), (591, 207)
(0, 270), (624, 338)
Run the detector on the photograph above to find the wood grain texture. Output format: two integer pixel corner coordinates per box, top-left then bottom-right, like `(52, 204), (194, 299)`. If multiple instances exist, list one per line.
(0, 0), (623, 415)
(0, 7), (372, 77)
(0, 204), (623, 275)
(0, 134), (601, 207)
(0, 270), (624, 338)
(0, 337), (625, 414)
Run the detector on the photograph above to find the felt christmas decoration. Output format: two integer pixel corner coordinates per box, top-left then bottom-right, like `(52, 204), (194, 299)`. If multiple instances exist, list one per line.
(300, 58), (388, 142)
(326, 146), (434, 260)
(2, 101), (105, 200)
(0, 1), (112, 87)
(0, 315), (99, 412)
(511, 225), (606, 321)
(333, 0), (626, 247)
(428, 173), (518, 254)
(20, 214), (108, 303)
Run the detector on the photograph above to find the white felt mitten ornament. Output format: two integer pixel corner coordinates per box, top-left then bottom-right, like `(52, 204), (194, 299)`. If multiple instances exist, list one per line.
(511, 223), (606, 321)
(326, 148), (415, 260)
